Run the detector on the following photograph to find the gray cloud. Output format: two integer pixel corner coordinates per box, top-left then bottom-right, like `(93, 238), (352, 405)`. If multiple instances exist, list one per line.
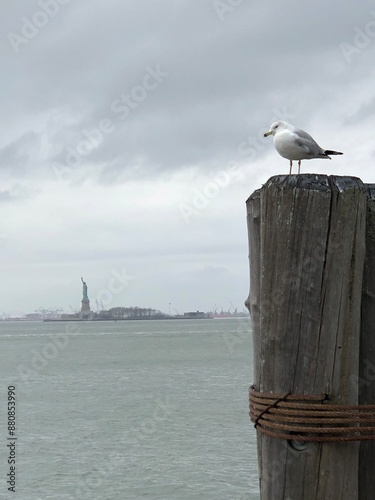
(0, 131), (40, 173)
(0, 0), (375, 313)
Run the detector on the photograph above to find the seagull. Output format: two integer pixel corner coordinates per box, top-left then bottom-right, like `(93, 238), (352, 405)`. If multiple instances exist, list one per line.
(263, 121), (343, 175)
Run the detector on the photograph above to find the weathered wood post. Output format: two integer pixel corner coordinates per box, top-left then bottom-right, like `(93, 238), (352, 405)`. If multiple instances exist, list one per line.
(359, 185), (375, 499)
(245, 175), (374, 499)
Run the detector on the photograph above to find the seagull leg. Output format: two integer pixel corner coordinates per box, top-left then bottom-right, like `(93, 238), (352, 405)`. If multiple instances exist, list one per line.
(289, 160), (292, 175)
(298, 160), (301, 174)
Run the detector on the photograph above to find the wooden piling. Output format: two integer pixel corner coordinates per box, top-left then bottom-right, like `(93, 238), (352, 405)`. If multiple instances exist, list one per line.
(246, 175), (368, 499)
(359, 185), (375, 499)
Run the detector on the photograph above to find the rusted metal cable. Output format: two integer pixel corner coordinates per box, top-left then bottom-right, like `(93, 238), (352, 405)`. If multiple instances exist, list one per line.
(249, 385), (375, 442)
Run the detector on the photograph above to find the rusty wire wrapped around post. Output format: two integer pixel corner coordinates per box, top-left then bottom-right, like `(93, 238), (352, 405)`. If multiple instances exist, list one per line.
(249, 386), (375, 442)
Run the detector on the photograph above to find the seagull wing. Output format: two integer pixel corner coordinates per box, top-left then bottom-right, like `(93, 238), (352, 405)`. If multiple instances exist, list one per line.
(293, 128), (324, 156)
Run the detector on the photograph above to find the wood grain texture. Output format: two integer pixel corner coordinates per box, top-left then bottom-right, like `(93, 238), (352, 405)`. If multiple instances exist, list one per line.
(246, 175), (367, 500)
(246, 188), (261, 381)
(359, 185), (375, 499)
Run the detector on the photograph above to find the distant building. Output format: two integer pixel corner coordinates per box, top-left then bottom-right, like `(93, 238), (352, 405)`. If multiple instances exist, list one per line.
(24, 313), (42, 321)
(60, 313), (80, 321)
(183, 311), (207, 319)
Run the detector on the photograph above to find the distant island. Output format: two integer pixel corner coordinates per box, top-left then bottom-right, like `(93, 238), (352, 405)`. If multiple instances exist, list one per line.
(0, 307), (249, 322)
(0, 278), (249, 322)
(54, 306), (206, 322)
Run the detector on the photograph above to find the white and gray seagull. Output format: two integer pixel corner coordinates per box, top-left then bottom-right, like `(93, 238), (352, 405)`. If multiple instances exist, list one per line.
(264, 121), (343, 175)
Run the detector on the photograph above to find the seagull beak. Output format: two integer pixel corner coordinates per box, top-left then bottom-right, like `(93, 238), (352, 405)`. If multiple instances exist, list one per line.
(264, 130), (272, 137)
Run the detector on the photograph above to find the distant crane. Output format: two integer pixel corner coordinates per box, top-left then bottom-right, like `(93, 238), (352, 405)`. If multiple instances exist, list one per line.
(230, 301), (238, 314)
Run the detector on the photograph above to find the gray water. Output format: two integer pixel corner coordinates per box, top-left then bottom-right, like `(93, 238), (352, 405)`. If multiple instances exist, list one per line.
(0, 318), (260, 499)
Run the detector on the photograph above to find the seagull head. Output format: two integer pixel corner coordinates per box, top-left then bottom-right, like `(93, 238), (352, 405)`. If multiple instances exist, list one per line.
(264, 120), (292, 137)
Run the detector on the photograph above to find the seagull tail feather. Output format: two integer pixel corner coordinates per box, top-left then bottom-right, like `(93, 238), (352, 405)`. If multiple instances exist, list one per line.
(324, 150), (343, 156)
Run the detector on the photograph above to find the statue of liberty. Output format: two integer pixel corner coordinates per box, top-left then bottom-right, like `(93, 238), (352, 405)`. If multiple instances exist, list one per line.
(81, 277), (89, 300)
(80, 277), (91, 318)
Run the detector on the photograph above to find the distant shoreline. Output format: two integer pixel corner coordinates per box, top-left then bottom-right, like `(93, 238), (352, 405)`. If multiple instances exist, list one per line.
(0, 315), (250, 323)
(42, 316), (214, 322)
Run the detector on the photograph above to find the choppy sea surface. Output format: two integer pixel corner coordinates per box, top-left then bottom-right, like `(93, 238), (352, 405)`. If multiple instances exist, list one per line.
(0, 318), (260, 499)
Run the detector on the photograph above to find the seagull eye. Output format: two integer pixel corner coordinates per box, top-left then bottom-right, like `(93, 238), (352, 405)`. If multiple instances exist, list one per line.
(274, 125), (278, 129)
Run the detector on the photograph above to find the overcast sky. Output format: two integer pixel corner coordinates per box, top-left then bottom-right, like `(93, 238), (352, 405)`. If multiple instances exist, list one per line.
(1, 0), (375, 316)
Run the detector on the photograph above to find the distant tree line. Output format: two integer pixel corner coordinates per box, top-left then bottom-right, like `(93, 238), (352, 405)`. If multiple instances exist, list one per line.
(97, 307), (166, 319)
